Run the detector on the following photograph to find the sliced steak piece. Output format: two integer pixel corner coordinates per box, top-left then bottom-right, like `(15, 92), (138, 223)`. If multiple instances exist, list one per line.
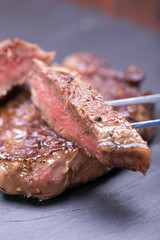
(0, 38), (55, 98)
(0, 89), (109, 200)
(29, 59), (151, 174)
(63, 52), (155, 141)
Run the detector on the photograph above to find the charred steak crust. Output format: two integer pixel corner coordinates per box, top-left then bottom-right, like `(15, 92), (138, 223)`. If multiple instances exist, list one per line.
(0, 38), (55, 98)
(29, 60), (151, 174)
(0, 90), (109, 200)
(63, 52), (155, 141)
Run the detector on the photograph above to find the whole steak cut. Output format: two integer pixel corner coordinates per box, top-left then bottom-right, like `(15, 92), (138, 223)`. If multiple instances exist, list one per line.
(63, 52), (155, 141)
(29, 59), (151, 174)
(0, 39), (55, 98)
(0, 89), (109, 200)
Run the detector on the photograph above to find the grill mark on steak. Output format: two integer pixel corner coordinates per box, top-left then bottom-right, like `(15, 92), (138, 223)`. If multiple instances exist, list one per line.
(62, 52), (155, 141)
(0, 89), (109, 200)
(0, 38), (55, 98)
(29, 59), (151, 174)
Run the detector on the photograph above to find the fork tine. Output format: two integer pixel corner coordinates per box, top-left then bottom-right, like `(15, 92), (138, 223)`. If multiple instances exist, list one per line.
(131, 119), (160, 129)
(106, 94), (160, 106)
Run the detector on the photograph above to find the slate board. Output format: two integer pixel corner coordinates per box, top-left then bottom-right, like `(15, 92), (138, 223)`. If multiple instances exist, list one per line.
(0, 1), (160, 239)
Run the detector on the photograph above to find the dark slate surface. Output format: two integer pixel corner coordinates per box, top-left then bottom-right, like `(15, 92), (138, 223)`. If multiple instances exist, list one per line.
(0, 0), (160, 239)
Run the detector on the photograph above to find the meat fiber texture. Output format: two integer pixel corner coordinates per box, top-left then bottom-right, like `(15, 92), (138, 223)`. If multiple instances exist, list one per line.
(0, 38), (55, 98)
(63, 52), (155, 142)
(0, 90), (109, 200)
(29, 59), (151, 175)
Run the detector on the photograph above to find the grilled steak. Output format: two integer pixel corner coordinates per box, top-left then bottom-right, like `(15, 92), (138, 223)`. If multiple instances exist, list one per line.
(63, 52), (146, 87)
(63, 52), (155, 141)
(0, 39), (55, 98)
(29, 59), (151, 174)
(0, 89), (109, 200)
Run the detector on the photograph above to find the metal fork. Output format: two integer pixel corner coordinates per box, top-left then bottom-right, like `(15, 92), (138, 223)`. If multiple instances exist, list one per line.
(105, 94), (160, 129)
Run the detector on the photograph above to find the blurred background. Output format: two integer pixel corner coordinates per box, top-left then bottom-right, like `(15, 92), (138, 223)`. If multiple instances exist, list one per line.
(68, 0), (160, 33)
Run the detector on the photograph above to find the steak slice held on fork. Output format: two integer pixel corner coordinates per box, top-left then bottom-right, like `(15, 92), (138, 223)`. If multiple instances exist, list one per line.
(0, 89), (109, 200)
(29, 59), (151, 174)
(63, 52), (155, 142)
(0, 38), (55, 98)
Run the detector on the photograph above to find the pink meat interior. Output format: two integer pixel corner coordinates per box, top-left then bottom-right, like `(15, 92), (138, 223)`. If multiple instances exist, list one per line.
(0, 52), (44, 90)
(0, 59), (26, 85)
(31, 73), (101, 159)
